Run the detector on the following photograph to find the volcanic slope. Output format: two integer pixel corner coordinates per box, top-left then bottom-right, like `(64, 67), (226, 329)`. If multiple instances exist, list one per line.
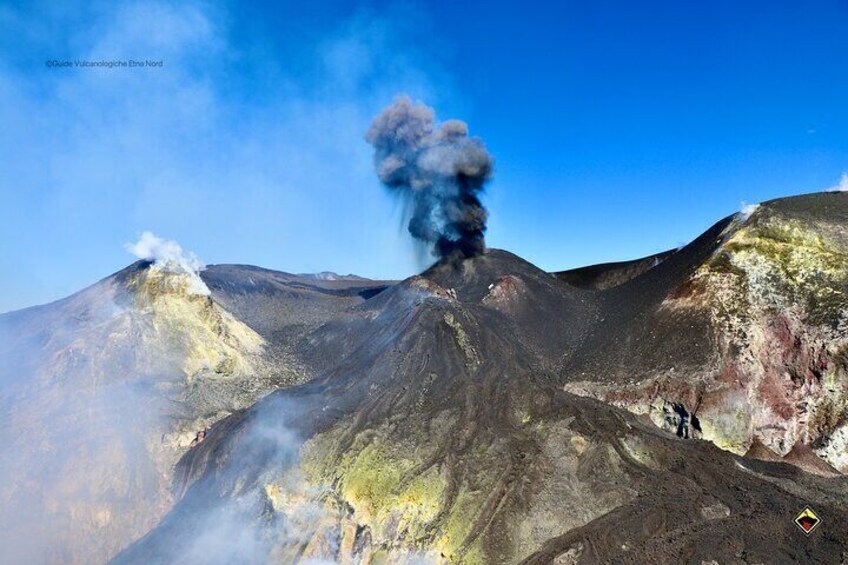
(0, 260), (389, 564)
(554, 248), (676, 290)
(116, 196), (848, 564)
(562, 192), (848, 473)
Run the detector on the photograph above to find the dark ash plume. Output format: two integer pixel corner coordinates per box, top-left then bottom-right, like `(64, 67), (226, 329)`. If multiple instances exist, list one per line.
(366, 95), (494, 259)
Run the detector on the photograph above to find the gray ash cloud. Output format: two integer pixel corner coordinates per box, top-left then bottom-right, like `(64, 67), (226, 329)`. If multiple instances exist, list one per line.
(366, 95), (493, 260)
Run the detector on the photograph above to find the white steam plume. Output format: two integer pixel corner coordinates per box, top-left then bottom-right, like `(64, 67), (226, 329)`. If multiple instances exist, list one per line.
(125, 231), (210, 295)
(827, 172), (848, 192)
(739, 202), (760, 220)
(125, 231), (204, 273)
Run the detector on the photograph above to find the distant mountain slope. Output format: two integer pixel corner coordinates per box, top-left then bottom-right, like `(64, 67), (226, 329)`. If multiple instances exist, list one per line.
(554, 248), (675, 290)
(200, 263), (391, 341)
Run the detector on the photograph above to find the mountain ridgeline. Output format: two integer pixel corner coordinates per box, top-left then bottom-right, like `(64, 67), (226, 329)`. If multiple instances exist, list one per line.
(2, 192), (847, 564)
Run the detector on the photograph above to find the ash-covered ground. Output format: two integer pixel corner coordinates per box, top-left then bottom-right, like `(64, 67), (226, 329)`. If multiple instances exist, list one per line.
(0, 193), (848, 563)
(2, 192), (848, 564)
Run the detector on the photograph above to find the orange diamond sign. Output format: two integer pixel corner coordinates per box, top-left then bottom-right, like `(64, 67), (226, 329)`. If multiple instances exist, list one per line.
(794, 507), (821, 535)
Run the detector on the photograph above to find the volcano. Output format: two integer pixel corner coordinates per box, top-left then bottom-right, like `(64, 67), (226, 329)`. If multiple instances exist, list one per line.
(2, 192), (848, 564)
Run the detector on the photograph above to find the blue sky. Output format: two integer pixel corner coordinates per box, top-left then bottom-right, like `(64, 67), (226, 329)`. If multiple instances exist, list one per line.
(1, 0), (847, 312)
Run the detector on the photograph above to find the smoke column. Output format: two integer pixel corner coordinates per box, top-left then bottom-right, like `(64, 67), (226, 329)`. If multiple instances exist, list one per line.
(366, 95), (494, 259)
